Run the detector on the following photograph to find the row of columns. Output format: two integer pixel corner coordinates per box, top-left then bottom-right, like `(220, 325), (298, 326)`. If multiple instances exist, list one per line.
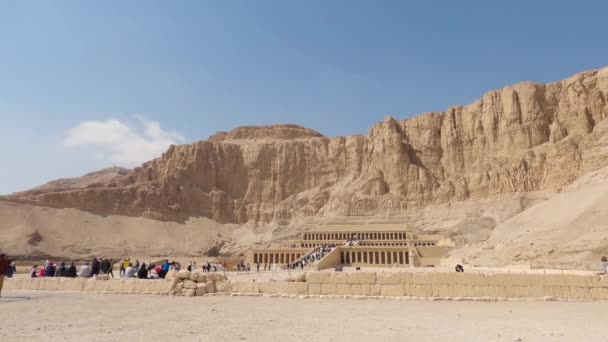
(360, 242), (408, 247)
(303, 232), (408, 241)
(253, 252), (303, 264)
(340, 250), (410, 265)
(413, 242), (435, 246)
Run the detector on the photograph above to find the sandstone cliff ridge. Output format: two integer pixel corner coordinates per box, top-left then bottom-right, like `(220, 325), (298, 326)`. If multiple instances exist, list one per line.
(6, 67), (608, 225)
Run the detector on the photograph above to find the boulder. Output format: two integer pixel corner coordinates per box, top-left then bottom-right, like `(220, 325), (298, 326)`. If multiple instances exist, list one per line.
(183, 280), (197, 289)
(184, 289), (196, 297)
(216, 282), (228, 293)
(208, 273), (226, 282)
(295, 273), (306, 282)
(188, 272), (199, 281)
(206, 281), (216, 293)
(175, 271), (191, 279)
(164, 270), (176, 280)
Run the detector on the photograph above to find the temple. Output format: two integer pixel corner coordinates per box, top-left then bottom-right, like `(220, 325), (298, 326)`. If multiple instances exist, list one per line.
(249, 224), (454, 270)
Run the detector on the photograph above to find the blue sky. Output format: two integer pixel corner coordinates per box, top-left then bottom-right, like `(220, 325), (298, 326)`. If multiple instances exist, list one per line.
(1, 1), (607, 194)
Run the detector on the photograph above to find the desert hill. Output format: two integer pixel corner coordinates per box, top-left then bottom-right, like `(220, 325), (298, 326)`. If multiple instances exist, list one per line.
(1, 66), (608, 265)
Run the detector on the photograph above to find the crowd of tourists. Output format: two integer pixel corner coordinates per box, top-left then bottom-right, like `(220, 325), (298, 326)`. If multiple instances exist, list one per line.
(286, 244), (336, 270)
(26, 257), (206, 280)
(186, 261), (226, 273)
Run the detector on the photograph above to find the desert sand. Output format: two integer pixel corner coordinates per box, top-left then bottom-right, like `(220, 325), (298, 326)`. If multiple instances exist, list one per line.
(1, 291), (607, 342)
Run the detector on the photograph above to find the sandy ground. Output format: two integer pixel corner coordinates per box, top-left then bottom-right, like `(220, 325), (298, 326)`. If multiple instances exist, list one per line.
(1, 291), (607, 342)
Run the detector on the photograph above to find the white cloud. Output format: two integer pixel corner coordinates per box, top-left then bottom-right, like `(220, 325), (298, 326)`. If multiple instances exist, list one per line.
(64, 118), (185, 166)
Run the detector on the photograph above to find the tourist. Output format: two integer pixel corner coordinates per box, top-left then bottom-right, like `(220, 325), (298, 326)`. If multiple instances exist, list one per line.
(187, 262), (193, 272)
(107, 259), (114, 278)
(100, 258), (109, 275)
(65, 262), (77, 278)
(45, 262), (56, 277)
(0, 253), (10, 298)
(91, 258), (100, 276)
(599, 256), (608, 275)
(124, 263), (136, 278)
(135, 259), (140, 270)
(256, 263), (260, 273)
(119, 258), (126, 277)
(56, 262), (67, 277)
(30, 265), (38, 278)
(455, 264), (464, 273)
(121, 258), (130, 276)
(7, 261), (16, 278)
(137, 263), (148, 279)
(149, 264), (161, 279)
(160, 259), (169, 278)
(38, 267), (46, 277)
(79, 262), (92, 278)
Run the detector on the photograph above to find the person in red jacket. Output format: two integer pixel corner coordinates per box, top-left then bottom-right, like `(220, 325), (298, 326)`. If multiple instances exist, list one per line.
(0, 253), (11, 298)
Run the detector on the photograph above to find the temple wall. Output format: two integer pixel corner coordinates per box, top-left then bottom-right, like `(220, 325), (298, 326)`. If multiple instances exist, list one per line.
(223, 272), (608, 300)
(2, 277), (170, 294)
(316, 248), (342, 270)
(3, 271), (227, 296)
(7, 271), (608, 301)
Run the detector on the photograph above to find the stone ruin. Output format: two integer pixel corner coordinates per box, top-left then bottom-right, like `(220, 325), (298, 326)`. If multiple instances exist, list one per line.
(165, 270), (228, 297)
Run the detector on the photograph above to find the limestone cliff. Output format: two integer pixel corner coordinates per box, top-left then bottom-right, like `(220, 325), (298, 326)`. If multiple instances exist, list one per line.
(7, 67), (608, 224)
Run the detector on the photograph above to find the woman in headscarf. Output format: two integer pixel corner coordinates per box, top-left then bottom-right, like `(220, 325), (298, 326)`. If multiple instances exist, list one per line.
(137, 263), (148, 279)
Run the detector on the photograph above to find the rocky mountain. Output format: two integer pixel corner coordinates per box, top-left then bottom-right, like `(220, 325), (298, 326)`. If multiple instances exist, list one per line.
(5, 68), (608, 227)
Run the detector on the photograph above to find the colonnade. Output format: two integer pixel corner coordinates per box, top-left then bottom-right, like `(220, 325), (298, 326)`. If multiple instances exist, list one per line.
(303, 231), (409, 241)
(359, 241), (409, 247)
(339, 249), (409, 265)
(413, 242), (436, 247)
(253, 252), (304, 264)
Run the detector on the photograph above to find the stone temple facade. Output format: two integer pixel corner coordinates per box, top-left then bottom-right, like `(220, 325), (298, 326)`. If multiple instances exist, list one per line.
(250, 224), (453, 270)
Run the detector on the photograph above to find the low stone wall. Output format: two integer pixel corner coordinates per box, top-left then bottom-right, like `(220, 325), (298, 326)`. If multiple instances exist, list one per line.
(3, 277), (170, 294)
(3, 270), (228, 296)
(7, 271), (608, 301)
(224, 272), (608, 301)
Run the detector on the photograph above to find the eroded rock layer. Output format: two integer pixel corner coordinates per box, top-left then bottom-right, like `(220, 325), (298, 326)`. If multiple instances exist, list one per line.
(7, 68), (608, 224)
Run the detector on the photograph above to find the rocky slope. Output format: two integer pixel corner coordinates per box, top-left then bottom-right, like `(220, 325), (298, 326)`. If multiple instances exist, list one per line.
(5, 68), (608, 227)
(19, 167), (130, 195)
